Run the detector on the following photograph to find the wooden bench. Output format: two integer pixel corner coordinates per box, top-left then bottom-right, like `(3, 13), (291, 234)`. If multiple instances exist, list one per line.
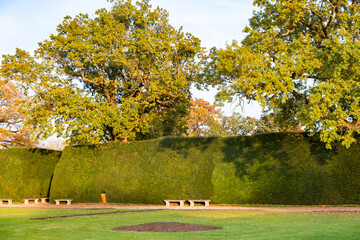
(24, 198), (39, 204)
(40, 198), (49, 203)
(163, 200), (186, 207)
(54, 199), (73, 205)
(188, 199), (211, 207)
(0, 199), (13, 205)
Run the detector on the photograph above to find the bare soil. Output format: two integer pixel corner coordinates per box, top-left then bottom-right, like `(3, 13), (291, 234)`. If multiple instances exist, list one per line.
(112, 222), (223, 232)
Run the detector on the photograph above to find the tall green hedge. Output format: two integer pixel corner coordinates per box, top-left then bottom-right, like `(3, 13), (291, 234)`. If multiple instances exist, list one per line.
(0, 148), (61, 201)
(50, 137), (215, 204)
(50, 133), (360, 204)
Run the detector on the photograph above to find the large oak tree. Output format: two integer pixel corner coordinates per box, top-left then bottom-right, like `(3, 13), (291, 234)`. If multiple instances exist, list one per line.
(1, 0), (203, 144)
(205, 0), (360, 147)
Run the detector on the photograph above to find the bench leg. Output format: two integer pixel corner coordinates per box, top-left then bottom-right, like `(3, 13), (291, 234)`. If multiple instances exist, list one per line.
(179, 201), (184, 207)
(8, 200), (12, 205)
(0, 201), (3, 204)
(189, 201), (194, 207)
(24, 200), (29, 204)
(34, 199), (39, 204)
(165, 201), (170, 207)
(66, 201), (71, 205)
(205, 202), (210, 207)
(55, 201), (59, 205)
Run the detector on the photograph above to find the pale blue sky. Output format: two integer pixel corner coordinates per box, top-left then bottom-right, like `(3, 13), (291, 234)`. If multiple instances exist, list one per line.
(0, 0), (262, 117)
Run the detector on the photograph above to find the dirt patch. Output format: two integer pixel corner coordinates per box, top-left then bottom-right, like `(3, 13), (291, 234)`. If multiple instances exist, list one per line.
(30, 209), (161, 220)
(112, 222), (223, 232)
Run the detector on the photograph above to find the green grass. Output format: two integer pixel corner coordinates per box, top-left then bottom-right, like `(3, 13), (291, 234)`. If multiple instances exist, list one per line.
(0, 209), (359, 240)
(0, 208), (55, 214)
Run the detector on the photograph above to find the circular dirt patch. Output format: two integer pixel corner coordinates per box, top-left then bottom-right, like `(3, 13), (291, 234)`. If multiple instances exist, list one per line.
(112, 222), (222, 232)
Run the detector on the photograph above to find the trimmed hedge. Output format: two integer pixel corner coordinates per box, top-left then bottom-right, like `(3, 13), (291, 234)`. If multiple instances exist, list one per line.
(50, 133), (360, 205)
(50, 137), (215, 204)
(0, 148), (61, 201)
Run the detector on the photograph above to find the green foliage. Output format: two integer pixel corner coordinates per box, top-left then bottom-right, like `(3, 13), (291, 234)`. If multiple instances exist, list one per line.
(51, 133), (360, 204)
(205, 0), (360, 148)
(218, 113), (257, 136)
(0, 0), (203, 145)
(253, 109), (286, 134)
(0, 148), (61, 201)
(50, 137), (215, 203)
(330, 141), (360, 203)
(190, 109), (292, 137)
(187, 99), (284, 137)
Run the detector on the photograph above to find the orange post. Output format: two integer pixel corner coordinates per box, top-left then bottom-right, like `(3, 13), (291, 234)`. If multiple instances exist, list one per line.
(100, 193), (107, 203)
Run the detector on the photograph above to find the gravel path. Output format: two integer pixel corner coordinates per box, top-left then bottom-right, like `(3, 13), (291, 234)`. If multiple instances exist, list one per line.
(1, 203), (360, 213)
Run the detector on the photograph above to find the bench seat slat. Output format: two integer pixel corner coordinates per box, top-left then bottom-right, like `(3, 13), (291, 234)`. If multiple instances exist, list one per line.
(163, 200), (185, 207)
(188, 199), (211, 207)
(0, 199), (13, 205)
(24, 198), (39, 204)
(54, 199), (73, 205)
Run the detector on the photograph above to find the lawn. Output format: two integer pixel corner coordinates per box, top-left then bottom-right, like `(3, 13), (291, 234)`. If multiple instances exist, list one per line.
(0, 208), (360, 240)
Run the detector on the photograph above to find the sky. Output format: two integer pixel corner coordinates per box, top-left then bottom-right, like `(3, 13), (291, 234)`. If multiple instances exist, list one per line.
(0, 0), (262, 118)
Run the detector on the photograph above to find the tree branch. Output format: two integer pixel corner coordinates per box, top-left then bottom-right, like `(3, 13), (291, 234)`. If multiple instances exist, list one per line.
(81, 72), (100, 86)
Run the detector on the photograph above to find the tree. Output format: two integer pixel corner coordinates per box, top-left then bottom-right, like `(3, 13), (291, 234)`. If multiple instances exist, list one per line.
(254, 109), (288, 135)
(219, 113), (257, 136)
(1, 0), (203, 145)
(205, 0), (360, 148)
(0, 79), (35, 148)
(187, 98), (222, 136)
(188, 98), (259, 137)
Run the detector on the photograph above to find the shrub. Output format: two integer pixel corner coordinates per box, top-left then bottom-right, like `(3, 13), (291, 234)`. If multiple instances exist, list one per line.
(50, 133), (360, 204)
(0, 148), (61, 201)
